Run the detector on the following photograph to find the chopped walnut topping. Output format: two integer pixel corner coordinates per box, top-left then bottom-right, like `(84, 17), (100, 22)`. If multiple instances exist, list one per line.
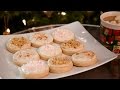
(34, 33), (47, 40)
(18, 52), (32, 58)
(62, 40), (81, 49)
(51, 57), (70, 65)
(75, 53), (80, 55)
(24, 53), (32, 57)
(11, 37), (27, 48)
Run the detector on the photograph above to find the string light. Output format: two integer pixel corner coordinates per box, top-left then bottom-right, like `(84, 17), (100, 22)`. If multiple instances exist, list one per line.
(43, 11), (47, 13)
(58, 12), (60, 15)
(6, 28), (10, 33)
(3, 28), (10, 35)
(61, 12), (66, 16)
(43, 11), (54, 18)
(22, 19), (26, 26)
(32, 18), (35, 22)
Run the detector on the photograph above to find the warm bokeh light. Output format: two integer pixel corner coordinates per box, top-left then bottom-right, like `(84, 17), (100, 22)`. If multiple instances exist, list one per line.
(22, 19), (26, 26)
(3, 28), (10, 35)
(61, 12), (66, 16)
(6, 28), (10, 33)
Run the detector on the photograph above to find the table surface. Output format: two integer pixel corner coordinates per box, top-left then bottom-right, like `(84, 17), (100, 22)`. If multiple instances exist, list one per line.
(13, 24), (120, 79)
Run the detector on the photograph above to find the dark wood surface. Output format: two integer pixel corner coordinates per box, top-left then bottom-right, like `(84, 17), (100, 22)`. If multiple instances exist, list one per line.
(62, 62), (117, 79)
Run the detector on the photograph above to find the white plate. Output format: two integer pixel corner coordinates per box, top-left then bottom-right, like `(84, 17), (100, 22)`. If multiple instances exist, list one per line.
(0, 21), (118, 79)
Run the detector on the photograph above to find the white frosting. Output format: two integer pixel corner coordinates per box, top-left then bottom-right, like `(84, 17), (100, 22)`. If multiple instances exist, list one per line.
(21, 60), (46, 74)
(30, 32), (53, 47)
(38, 44), (62, 57)
(52, 28), (74, 42)
(13, 49), (40, 65)
(74, 54), (91, 61)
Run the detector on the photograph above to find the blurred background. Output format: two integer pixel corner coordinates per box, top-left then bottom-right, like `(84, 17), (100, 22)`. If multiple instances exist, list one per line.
(0, 11), (100, 35)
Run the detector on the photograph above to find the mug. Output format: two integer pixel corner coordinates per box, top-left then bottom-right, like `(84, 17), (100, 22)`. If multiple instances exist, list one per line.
(100, 11), (120, 54)
(100, 11), (120, 78)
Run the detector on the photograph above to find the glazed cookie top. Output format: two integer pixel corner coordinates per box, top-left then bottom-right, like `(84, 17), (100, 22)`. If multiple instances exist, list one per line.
(20, 60), (48, 74)
(52, 28), (74, 42)
(13, 48), (40, 66)
(13, 49), (39, 60)
(72, 51), (96, 61)
(38, 44), (62, 57)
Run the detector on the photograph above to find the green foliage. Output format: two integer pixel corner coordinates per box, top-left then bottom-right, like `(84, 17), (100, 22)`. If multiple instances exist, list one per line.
(0, 11), (100, 34)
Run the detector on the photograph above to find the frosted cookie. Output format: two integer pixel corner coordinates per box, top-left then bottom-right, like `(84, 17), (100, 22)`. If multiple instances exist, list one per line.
(38, 43), (62, 60)
(72, 51), (97, 67)
(19, 60), (49, 79)
(48, 55), (73, 73)
(6, 36), (31, 53)
(52, 28), (75, 43)
(61, 40), (84, 55)
(29, 32), (53, 48)
(13, 48), (40, 66)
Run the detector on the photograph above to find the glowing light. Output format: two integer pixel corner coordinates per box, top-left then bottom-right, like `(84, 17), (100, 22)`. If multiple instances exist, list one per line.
(58, 12), (60, 15)
(6, 28), (10, 33)
(61, 12), (66, 16)
(32, 18), (35, 22)
(3, 28), (10, 35)
(22, 19), (26, 26)
(43, 11), (47, 13)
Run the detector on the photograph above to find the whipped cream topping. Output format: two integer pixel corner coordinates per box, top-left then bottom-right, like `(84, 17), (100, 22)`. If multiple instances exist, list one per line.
(104, 15), (120, 25)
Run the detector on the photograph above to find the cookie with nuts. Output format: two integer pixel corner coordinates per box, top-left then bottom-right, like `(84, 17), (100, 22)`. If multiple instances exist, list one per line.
(72, 51), (97, 67)
(13, 48), (40, 66)
(19, 60), (49, 79)
(38, 43), (62, 60)
(29, 32), (53, 48)
(52, 28), (75, 44)
(48, 54), (73, 73)
(61, 40), (84, 55)
(6, 36), (31, 53)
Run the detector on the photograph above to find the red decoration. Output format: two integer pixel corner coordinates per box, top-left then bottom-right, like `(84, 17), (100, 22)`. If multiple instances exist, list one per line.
(104, 28), (112, 36)
(113, 48), (119, 54)
(113, 30), (120, 36)
(100, 34), (106, 43)
(106, 36), (114, 44)
(115, 36), (120, 41)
